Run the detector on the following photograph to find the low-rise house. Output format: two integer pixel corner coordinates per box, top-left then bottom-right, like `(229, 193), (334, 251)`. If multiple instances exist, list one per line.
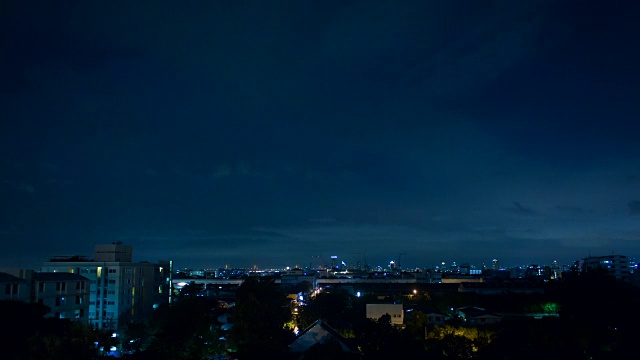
(405, 305), (450, 326)
(458, 306), (501, 325)
(289, 319), (359, 358)
(424, 310), (449, 326)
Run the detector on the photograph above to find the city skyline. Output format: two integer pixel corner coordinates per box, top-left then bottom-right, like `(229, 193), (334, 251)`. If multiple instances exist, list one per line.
(2, 1), (640, 270)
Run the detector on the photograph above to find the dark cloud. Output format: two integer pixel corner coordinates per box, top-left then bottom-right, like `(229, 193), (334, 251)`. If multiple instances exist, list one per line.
(629, 201), (640, 216)
(3, 181), (36, 193)
(553, 206), (593, 216)
(507, 202), (539, 217)
(1, 1), (639, 269)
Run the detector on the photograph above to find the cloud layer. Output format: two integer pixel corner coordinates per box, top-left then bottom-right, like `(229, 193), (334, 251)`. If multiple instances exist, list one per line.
(1, 1), (639, 269)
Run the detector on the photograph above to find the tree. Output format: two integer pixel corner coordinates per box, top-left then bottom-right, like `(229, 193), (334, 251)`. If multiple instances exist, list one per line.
(142, 297), (224, 359)
(354, 315), (393, 358)
(298, 291), (354, 331)
(0, 300), (99, 360)
(121, 320), (151, 354)
(436, 333), (475, 359)
(355, 315), (426, 359)
(303, 338), (357, 360)
(178, 281), (202, 299)
(405, 310), (429, 340)
(229, 277), (293, 357)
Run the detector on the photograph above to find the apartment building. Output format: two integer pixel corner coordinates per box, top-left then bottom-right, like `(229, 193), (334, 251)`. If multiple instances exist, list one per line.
(41, 243), (172, 330)
(583, 254), (630, 281)
(33, 272), (90, 320)
(0, 271), (29, 302)
(0, 269), (90, 322)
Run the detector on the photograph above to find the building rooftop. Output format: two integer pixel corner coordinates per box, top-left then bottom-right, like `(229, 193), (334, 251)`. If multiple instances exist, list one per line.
(34, 272), (89, 282)
(48, 256), (91, 262)
(289, 319), (359, 354)
(0, 272), (26, 283)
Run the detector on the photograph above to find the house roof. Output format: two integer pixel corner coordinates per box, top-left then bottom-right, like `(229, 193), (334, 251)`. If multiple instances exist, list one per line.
(458, 282), (543, 289)
(33, 272), (89, 282)
(405, 304), (446, 316)
(0, 272), (26, 283)
(289, 319), (358, 354)
(459, 306), (500, 318)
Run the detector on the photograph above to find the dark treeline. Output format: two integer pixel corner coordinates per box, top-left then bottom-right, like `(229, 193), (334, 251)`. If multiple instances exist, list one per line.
(3, 270), (639, 359)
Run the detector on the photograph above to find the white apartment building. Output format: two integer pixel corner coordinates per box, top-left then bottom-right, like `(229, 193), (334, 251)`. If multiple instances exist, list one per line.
(583, 254), (631, 281)
(41, 243), (172, 330)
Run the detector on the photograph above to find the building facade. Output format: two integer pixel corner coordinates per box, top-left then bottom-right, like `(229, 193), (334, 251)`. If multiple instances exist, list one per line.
(33, 272), (91, 320)
(40, 243), (172, 330)
(583, 254), (630, 281)
(0, 272), (29, 302)
(0, 269), (90, 322)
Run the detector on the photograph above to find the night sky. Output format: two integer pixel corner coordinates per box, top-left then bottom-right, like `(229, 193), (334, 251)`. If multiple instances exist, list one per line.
(2, 1), (639, 270)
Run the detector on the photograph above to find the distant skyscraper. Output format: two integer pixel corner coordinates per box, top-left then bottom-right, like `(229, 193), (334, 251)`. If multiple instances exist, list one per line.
(492, 259), (499, 270)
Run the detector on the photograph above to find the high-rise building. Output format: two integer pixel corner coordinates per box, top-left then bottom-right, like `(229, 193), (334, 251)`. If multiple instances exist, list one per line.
(41, 243), (172, 330)
(582, 254), (630, 281)
(492, 259), (499, 270)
